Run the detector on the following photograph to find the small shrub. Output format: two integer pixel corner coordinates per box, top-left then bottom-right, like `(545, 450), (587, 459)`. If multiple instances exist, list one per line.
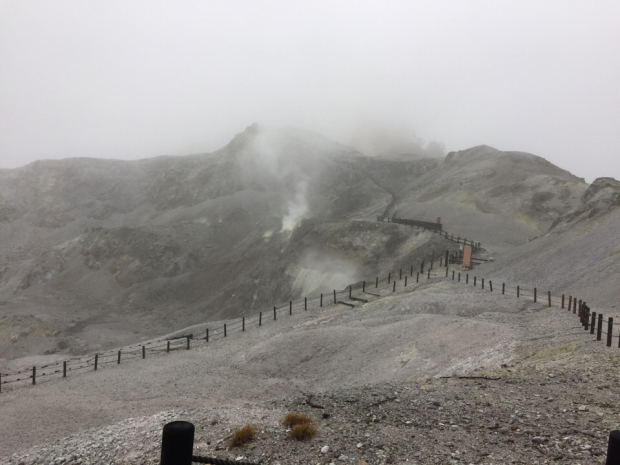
(283, 412), (312, 427)
(290, 423), (317, 441)
(230, 424), (256, 448)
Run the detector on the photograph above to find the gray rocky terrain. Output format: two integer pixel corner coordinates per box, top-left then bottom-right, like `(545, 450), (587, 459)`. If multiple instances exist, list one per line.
(0, 126), (589, 362)
(0, 125), (619, 464)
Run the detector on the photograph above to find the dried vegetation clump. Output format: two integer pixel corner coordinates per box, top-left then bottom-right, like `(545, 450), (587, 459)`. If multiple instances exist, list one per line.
(283, 412), (317, 441)
(230, 424), (256, 448)
(289, 423), (317, 441)
(282, 412), (312, 427)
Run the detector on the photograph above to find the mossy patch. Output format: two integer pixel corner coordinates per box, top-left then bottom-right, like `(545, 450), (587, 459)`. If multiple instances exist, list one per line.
(525, 342), (577, 364)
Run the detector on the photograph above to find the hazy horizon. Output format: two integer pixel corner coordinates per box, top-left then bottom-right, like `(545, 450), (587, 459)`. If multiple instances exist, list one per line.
(1, 1), (619, 183)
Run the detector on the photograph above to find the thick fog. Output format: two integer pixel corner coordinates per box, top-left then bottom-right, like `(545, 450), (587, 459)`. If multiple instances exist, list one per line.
(0, 1), (619, 182)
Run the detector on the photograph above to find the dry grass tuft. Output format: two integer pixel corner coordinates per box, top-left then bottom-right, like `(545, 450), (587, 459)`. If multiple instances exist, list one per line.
(230, 424), (256, 448)
(290, 422), (318, 441)
(283, 412), (312, 427)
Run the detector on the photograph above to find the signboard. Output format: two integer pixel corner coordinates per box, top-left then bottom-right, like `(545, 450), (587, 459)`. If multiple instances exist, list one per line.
(463, 245), (472, 269)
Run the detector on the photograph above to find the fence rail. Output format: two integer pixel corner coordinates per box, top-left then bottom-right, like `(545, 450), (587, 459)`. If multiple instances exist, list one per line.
(3, 241), (612, 393)
(0, 249), (454, 392)
(385, 216), (482, 251)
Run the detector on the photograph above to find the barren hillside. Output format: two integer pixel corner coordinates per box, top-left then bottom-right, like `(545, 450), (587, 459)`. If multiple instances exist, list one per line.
(0, 126), (596, 363)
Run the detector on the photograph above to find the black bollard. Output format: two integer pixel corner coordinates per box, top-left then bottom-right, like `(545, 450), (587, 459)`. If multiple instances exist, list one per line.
(160, 421), (194, 465)
(607, 430), (620, 465)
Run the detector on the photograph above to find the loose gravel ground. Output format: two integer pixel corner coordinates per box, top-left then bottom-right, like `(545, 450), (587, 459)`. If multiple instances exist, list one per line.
(2, 273), (619, 465)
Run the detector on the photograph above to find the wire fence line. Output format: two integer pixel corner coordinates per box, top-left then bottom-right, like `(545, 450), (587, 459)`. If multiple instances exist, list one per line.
(1, 250), (613, 393)
(1, 248), (457, 392)
(445, 269), (619, 349)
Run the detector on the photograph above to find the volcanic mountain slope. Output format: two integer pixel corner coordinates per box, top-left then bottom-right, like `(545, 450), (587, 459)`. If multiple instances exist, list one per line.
(0, 125), (455, 360)
(0, 125), (590, 361)
(348, 145), (588, 250)
(476, 176), (620, 308)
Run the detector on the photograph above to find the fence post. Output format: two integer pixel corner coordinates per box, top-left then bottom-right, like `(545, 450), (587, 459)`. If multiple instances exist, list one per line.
(224, 324), (227, 337)
(400, 269), (402, 280)
(607, 318), (613, 347)
(118, 350), (121, 364)
(167, 341), (171, 352)
(445, 267), (448, 277)
(458, 272), (460, 282)
(63, 361), (67, 377)
(568, 296), (572, 311)
(305, 297), (307, 310)
(597, 314), (603, 341)
(517, 286), (520, 298)
(573, 297), (577, 314)
(363, 281), (366, 293)
(481, 278), (484, 289)
(333, 290), (336, 304)
(259, 312), (262, 326)
(376, 277), (378, 288)
(591, 312), (596, 334)
(405, 276), (408, 286)
(290, 301), (292, 315)
(427, 269), (431, 279)
(142, 346), (146, 359)
(578, 299), (582, 317)
(393, 281), (396, 292)
(489, 281), (493, 292)
(534, 288), (537, 303)
(452, 270), (455, 280)
(320, 294), (323, 307)
(206, 328), (209, 342)
(274, 306), (277, 320)
(160, 421), (194, 465)
(94, 354), (98, 370)
(548, 291), (551, 307)
(502, 283), (505, 295)
(466, 274), (469, 284)
(562, 294), (565, 309)
(186, 336), (190, 350)
(242, 317), (245, 331)
(410, 265), (413, 276)
(606, 430), (620, 465)
(32, 366), (36, 385)
(584, 306), (589, 331)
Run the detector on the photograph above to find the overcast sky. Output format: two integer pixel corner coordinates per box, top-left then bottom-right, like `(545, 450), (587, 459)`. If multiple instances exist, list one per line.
(1, 1), (619, 182)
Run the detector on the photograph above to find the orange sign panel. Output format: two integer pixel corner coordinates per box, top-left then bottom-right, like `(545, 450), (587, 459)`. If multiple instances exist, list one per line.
(463, 245), (472, 268)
